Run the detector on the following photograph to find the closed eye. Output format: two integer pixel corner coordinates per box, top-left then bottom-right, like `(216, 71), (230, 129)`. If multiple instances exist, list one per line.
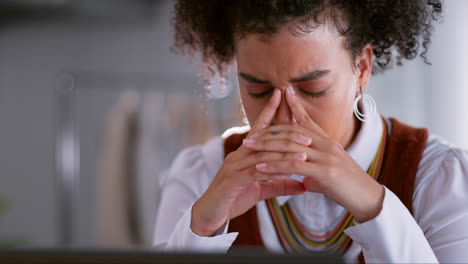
(299, 89), (327, 98)
(247, 88), (328, 99)
(247, 89), (273, 99)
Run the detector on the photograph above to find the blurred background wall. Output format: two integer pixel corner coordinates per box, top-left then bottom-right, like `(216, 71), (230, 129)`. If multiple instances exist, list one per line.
(0, 0), (205, 248)
(0, 0), (466, 249)
(368, 0), (468, 149)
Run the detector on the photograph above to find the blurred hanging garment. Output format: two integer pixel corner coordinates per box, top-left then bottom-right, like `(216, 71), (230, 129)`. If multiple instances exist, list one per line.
(95, 89), (229, 248)
(96, 90), (142, 247)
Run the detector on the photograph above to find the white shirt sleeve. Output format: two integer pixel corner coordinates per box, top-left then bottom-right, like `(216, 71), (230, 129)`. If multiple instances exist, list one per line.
(345, 137), (468, 263)
(152, 138), (239, 252)
(345, 187), (438, 263)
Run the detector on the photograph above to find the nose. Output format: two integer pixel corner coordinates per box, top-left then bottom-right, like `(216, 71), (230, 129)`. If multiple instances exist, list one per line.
(273, 89), (294, 125)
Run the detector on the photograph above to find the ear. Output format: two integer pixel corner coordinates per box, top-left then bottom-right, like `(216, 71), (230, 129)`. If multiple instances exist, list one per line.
(354, 44), (373, 93)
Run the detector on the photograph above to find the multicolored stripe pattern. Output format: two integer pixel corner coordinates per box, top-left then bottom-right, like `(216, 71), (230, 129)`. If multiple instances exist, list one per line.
(266, 124), (387, 255)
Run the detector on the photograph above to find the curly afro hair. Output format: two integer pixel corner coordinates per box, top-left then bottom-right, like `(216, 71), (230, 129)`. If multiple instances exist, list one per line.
(172, 0), (442, 87)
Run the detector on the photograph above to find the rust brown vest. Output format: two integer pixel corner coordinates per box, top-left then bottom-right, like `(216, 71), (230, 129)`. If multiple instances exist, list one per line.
(223, 118), (428, 263)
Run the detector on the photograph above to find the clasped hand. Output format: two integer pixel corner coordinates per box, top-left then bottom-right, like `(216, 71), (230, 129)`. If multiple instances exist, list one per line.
(190, 86), (384, 237)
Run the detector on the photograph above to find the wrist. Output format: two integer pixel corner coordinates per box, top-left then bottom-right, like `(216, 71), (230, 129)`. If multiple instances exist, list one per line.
(190, 199), (225, 237)
(352, 184), (385, 223)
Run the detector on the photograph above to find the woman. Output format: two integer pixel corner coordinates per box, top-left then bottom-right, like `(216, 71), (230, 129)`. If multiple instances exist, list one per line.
(154, 0), (468, 263)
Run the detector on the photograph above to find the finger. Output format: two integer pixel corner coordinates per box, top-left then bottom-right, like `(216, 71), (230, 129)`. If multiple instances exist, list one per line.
(257, 179), (306, 201)
(243, 138), (320, 158)
(248, 88), (281, 135)
(240, 166), (293, 184)
(232, 151), (308, 171)
(250, 124), (317, 139)
(285, 86), (328, 138)
(224, 143), (256, 162)
(248, 128), (312, 146)
(255, 159), (322, 177)
(249, 124), (329, 151)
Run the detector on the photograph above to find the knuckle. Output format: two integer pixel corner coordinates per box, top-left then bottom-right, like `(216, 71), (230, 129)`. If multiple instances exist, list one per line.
(297, 114), (310, 124)
(286, 130), (297, 139)
(256, 152), (269, 160)
(265, 103), (276, 112)
(329, 141), (344, 153)
(322, 153), (334, 163)
(256, 139), (266, 147)
(282, 140), (294, 148)
(246, 167), (258, 179)
(325, 166), (338, 178)
(288, 160), (301, 169)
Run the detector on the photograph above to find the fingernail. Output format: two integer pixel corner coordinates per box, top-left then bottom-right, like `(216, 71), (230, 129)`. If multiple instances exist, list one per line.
(287, 86), (295, 95)
(274, 88), (281, 96)
(243, 139), (255, 145)
(293, 152), (307, 160)
(298, 135), (312, 145)
(256, 163), (268, 170)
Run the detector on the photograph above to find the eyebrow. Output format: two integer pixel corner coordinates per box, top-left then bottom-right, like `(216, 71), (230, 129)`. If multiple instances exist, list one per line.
(290, 69), (330, 82)
(239, 69), (331, 84)
(239, 72), (270, 84)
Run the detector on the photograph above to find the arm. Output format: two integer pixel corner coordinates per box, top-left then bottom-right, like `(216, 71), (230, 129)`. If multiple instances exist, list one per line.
(413, 148), (468, 262)
(152, 141), (238, 252)
(345, 146), (468, 263)
(345, 187), (438, 263)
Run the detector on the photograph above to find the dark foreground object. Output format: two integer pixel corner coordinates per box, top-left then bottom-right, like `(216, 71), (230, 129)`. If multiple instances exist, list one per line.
(0, 248), (343, 264)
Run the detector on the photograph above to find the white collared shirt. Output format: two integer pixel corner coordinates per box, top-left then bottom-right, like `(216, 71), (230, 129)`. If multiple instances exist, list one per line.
(153, 112), (468, 263)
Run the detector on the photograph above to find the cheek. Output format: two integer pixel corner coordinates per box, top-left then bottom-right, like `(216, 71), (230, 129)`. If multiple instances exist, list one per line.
(298, 91), (355, 138)
(299, 99), (335, 132)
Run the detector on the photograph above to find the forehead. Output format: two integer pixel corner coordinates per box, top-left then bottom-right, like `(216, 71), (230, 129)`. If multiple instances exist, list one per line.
(234, 24), (348, 79)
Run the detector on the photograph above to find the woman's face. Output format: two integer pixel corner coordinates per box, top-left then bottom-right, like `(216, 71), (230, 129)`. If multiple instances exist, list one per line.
(234, 24), (372, 148)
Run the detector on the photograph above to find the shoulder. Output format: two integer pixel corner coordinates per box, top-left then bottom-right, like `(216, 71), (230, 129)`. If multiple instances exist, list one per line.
(171, 136), (225, 174)
(413, 133), (468, 218)
(418, 133), (468, 180)
(161, 136), (225, 192)
(385, 117), (467, 178)
(161, 126), (250, 193)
